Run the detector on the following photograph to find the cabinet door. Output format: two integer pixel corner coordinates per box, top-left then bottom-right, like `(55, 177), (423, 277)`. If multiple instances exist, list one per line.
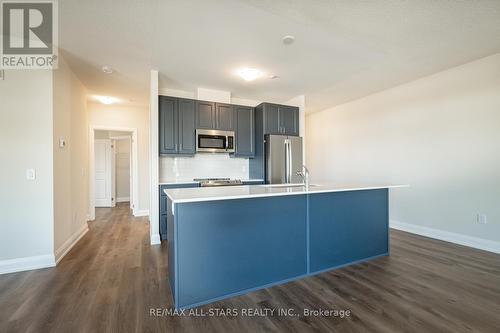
(160, 214), (168, 240)
(264, 104), (281, 134)
(178, 98), (196, 154)
(234, 106), (255, 157)
(159, 96), (178, 154)
(279, 105), (299, 136)
(215, 103), (234, 130)
(196, 101), (216, 129)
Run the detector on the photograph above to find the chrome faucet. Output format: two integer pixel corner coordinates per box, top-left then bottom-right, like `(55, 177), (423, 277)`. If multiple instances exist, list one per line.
(296, 165), (310, 188)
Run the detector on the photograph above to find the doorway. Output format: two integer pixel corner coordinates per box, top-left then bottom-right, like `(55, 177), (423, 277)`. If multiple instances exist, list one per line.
(89, 127), (138, 220)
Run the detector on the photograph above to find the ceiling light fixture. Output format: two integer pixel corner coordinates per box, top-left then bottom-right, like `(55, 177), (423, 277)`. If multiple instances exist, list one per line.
(282, 35), (295, 45)
(95, 95), (118, 105)
(237, 68), (263, 81)
(102, 65), (113, 74)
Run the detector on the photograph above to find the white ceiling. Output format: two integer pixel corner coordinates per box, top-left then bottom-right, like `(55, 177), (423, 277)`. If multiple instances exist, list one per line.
(59, 0), (500, 112)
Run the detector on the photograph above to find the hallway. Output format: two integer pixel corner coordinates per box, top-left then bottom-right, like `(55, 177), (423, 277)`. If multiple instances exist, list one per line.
(0, 204), (167, 332)
(1, 204), (499, 332)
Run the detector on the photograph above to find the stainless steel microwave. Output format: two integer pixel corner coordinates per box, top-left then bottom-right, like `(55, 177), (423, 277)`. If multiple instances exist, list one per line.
(196, 129), (235, 153)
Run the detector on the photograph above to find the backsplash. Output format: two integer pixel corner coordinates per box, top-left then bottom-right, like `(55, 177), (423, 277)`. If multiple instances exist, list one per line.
(159, 154), (250, 181)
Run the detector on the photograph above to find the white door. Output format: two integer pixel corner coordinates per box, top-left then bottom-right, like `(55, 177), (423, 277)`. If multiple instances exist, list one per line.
(95, 139), (113, 207)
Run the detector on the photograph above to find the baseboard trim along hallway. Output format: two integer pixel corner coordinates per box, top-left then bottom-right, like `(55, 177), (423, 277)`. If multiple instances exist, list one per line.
(390, 220), (500, 254)
(0, 254), (56, 275)
(55, 223), (89, 264)
(134, 210), (149, 217)
(150, 234), (161, 245)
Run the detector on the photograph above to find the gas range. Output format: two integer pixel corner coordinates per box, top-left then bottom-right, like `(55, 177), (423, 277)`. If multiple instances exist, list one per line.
(194, 178), (243, 187)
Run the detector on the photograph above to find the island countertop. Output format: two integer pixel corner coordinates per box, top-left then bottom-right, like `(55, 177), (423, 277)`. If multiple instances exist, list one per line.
(164, 183), (407, 203)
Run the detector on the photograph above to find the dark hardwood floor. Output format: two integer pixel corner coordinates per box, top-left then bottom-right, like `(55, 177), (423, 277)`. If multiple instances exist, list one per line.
(1, 203), (499, 333)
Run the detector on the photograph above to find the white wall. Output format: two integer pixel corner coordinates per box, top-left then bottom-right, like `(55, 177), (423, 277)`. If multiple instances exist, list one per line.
(88, 103), (150, 213)
(306, 53), (500, 246)
(53, 56), (90, 262)
(0, 70), (54, 266)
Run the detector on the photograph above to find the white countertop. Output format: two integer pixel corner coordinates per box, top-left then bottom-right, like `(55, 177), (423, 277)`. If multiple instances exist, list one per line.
(159, 180), (200, 185)
(159, 179), (264, 186)
(164, 183), (408, 203)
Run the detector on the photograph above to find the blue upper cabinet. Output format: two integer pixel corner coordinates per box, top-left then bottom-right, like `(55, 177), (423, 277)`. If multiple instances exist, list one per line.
(196, 101), (216, 129)
(279, 105), (299, 136)
(215, 103), (235, 131)
(233, 105), (255, 157)
(159, 96), (178, 154)
(264, 103), (280, 135)
(261, 103), (299, 136)
(196, 101), (235, 131)
(159, 96), (196, 155)
(177, 99), (196, 154)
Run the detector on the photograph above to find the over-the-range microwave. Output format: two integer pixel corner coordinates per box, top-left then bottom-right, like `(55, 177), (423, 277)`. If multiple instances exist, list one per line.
(196, 129), (235, 153)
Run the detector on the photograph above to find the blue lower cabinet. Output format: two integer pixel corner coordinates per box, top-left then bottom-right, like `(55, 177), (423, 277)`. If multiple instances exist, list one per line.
(159, 183), (199, 240)
(309, 189), (389, 273)
(174, 195), (307, 308)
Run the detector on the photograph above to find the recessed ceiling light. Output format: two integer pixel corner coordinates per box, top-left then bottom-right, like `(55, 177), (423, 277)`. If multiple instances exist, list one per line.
(282, 35), (295, 45)
(237, 68), (263, 81)
(95, 96), (118, 105)
(102, 66), (113, 74)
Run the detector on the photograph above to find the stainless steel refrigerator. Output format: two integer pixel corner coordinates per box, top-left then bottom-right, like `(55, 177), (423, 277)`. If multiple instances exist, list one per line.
(265, 134), (303, 184)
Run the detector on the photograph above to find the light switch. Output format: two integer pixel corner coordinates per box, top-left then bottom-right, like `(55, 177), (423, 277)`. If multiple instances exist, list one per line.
(59, 138), (66, 148)
(26, 169), (36, 180)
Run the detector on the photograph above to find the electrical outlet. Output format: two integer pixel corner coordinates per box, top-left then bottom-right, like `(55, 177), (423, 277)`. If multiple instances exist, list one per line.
(26, 169), (36, 180)
(476, 214), (487, 224)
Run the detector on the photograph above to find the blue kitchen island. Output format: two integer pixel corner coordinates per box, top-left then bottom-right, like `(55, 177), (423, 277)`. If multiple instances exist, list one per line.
(164, 183), (405, 309)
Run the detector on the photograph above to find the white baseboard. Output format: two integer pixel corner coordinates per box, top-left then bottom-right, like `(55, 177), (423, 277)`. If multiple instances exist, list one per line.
(116, 197), (130, 203)
(0, 254), (55, 275)
(134, 209), (149, 217)
(150, 234), (161, 245)
(390, 220), (500, 254)
(55, 223), (89, 264)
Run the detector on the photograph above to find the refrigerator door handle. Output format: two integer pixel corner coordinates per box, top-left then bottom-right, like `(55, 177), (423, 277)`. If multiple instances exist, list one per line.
(288, 139), (292, 182)
(284, 140), (288, 183)
(285, 139), (291, 183)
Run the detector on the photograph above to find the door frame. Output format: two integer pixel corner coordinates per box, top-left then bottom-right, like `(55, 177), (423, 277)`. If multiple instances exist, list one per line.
(89, 126), (139, 220)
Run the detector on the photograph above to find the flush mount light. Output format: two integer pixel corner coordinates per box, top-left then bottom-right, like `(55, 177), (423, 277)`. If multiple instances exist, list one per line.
(95, 96), (118, 105)
(282, 35), (295, 45)
(101, 65), (113, 74)
(237, 68), (263, 81)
